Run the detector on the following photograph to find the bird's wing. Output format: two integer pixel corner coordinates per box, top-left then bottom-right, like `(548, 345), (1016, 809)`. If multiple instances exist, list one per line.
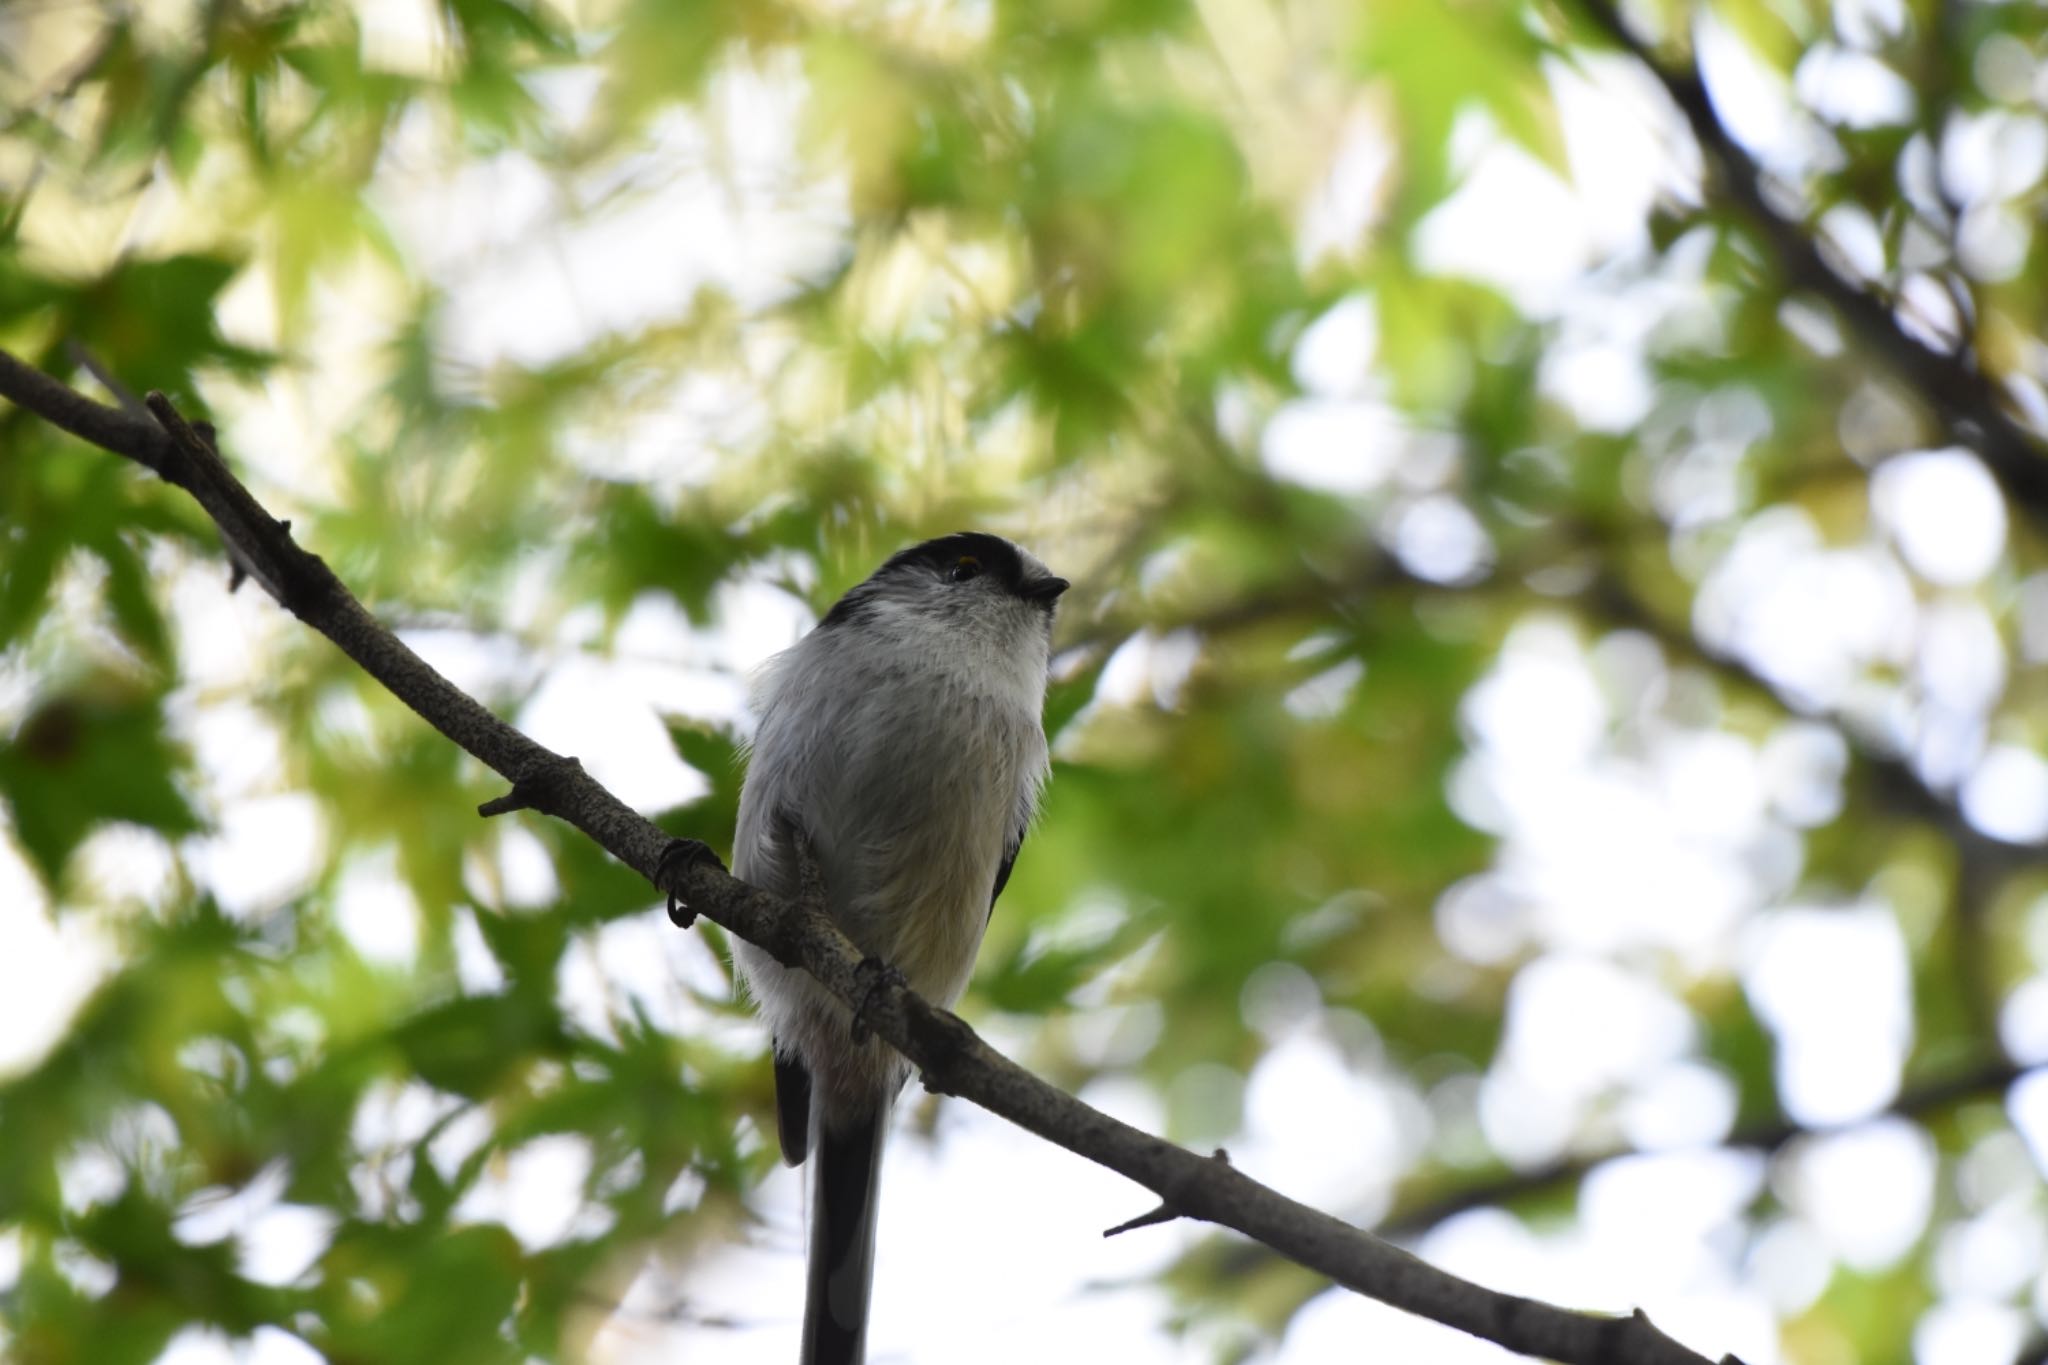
(987, 827), (1024, 925)
(773, 1050), (812, 1166)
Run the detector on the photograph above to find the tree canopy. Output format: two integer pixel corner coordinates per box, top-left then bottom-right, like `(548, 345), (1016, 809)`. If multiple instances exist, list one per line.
(5, 1), (2048, 1362)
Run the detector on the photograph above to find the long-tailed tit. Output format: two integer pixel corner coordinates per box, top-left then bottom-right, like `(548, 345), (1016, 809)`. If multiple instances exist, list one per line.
(729, 532), (1067, 1364)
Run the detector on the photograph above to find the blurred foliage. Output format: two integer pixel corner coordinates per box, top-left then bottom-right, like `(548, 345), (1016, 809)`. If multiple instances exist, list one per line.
(4, 0), (2048, 1362)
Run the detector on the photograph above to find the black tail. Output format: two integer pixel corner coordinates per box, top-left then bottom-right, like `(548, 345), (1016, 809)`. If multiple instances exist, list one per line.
(801, 1106), (887, 1365)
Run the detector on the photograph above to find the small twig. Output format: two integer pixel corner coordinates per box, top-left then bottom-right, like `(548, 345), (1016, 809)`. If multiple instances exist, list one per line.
(0, 349), (172, 474)
(476, 790), (533, 818)
(64, 339), (145, 414)
(1105, 1149), (1233, 1237)
(479, 755), (588, 818)
(1102, 1204), (1181, 1238)
(144, 391), (301, 604)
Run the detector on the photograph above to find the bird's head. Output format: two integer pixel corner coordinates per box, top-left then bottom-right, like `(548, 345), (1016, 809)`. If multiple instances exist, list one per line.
(819, 532), (1069, 653)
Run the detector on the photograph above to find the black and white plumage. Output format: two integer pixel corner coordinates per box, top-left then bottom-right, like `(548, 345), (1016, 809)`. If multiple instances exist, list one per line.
(729, 532), (1067, 1365)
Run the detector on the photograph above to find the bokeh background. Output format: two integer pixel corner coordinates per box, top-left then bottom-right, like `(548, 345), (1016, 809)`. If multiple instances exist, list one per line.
(6, 0), (2048, 1361)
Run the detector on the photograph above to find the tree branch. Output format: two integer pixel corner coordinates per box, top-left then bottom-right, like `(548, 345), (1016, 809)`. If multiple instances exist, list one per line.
(0, 350), (1737, 1365)
(0, 350), (173, 477)
(1584, 569), (2032, 865)
(1575, 0), (2048, 518)
(1379, 1054), (2024, 1242)
(1202, 1054), (2027, 1295)
(1084, 523), (2026, 870)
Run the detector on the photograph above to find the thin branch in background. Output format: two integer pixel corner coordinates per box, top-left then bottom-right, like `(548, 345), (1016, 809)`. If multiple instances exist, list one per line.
(1920, 0), (1978, 358)
(0, 350), (171, 475)
(1202, 1051), (2026, 1292)
(1098, 533), (2035, 1275)
(1092, 519), (2025, 875)
(0, 162), (42, 240)
(1574, 0), (2048, 522)
(1380, 1055), (2025, 1241)
(64, 338), (145, 414)
(0, 347), (1741, 1365)
(1583, 569), (2028, 867)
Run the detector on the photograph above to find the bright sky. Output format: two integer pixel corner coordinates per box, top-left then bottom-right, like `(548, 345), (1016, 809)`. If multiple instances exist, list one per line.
(6, 2), (2048, 1364)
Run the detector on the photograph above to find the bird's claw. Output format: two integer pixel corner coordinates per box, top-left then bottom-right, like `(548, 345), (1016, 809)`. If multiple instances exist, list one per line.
(848, 956), (906, 1045)
(657, 837), (725, 929)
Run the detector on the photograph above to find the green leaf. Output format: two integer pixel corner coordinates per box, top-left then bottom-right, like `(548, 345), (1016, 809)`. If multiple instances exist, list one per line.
(392, 991), (568, 1097)
(71, 254), (272, 400)
(0, 682), (203, 885)
(1357, 0), (1567, 212)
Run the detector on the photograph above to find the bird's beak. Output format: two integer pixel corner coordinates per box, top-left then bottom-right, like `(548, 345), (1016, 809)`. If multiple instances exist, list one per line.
(1020, 575), (1070, 606)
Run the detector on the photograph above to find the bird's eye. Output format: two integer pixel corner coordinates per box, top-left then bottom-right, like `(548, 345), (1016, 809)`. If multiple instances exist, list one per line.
(949, 556), (982, 584)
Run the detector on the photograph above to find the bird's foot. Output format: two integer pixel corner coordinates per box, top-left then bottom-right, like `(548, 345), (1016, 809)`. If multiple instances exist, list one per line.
(657, 837), (725, 929)
(848, 956), (907, 1045)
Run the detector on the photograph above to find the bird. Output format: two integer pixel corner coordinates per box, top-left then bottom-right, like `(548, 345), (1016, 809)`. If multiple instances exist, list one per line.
(728, 531), (1068, 1365)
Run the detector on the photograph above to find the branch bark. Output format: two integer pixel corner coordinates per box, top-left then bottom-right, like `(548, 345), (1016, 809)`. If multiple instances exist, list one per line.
(0, 349), (1738, 1365)
(1574, 0), (2048, 519)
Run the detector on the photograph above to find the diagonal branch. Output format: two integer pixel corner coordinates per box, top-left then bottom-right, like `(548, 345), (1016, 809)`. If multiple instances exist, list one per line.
(0, 350), (1739, 1365)
(1575, 0), (2048, 519)
(1584, 569), (2031, 865)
